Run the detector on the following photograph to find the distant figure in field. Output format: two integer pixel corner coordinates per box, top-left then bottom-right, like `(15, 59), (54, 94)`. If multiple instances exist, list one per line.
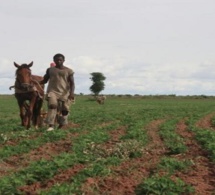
(96, 95), (106, 105)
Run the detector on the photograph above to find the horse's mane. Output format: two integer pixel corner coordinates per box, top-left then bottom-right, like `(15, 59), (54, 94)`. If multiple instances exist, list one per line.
(32, 75), (43, 80)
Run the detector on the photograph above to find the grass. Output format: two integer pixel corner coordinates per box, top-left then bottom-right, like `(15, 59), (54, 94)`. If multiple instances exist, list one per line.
(0, 95), (215, 194)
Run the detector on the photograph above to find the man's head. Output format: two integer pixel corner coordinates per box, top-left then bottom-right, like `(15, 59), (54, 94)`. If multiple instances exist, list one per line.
(53, 53), (65, 66)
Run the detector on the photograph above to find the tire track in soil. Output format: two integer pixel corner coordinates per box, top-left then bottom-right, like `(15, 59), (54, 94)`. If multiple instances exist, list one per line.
(175, 119), (215, 195)
(17, 126), (127, 195)
(0, 123), (80, 178)
(81, 119), (166, 195)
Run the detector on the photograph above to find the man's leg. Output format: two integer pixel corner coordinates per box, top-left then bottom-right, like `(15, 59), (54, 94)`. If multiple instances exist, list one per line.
(46, 94), (58, 131)
(58, 99), (72, 128)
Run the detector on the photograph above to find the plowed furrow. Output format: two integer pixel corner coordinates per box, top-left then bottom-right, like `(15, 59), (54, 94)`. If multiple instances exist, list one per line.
(82, 119), (166, 195)
(0, 132), (42, 149)
(17, 126), (127, 194)
(196, 113), (215, 130)
(175, 120), (215, 195)
(0, 132), (79, 177)
(18, 164), (85, 195)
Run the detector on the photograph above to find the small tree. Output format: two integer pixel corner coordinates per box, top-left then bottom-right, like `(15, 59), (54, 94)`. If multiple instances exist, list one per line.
(89, 72), (106, 96)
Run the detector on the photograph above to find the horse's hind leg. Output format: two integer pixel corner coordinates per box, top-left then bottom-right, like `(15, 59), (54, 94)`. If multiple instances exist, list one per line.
(33, 98), (43, 129)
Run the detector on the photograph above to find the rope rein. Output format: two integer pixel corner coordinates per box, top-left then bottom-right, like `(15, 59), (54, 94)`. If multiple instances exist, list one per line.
(31, 78), (45, 93)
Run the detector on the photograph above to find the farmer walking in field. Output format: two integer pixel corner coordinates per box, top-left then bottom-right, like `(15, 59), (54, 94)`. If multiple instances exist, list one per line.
(40, 53), (75, 131)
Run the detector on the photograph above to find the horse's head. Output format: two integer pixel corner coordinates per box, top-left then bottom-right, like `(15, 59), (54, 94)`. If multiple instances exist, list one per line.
(14, 61), (33, 90)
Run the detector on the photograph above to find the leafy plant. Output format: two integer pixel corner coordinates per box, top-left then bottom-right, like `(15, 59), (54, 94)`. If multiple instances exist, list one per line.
(159, 119), (187, 154)
(135, 175), (194, 195)
(158, 157), (192, 174)
(191, 127), (215, 161)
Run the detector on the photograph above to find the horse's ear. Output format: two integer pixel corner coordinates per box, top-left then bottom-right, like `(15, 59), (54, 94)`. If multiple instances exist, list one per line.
(14, 62), (20, 68)
(28, 61), (33, 67)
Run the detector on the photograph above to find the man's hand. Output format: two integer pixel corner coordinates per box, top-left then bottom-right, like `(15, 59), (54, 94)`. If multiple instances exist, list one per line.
(68, 94), (75, 101)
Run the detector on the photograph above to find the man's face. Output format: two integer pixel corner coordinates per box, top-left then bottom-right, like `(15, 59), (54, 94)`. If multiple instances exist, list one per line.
(54, 56), (64, 66)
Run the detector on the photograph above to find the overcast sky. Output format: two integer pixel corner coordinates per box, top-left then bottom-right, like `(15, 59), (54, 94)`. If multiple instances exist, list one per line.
(1, 0), (215, 95)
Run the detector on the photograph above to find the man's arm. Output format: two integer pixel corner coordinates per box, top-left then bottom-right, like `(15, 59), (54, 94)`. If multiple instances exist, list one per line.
(68, 74), (75, 100)
(40, 68), (50, 84)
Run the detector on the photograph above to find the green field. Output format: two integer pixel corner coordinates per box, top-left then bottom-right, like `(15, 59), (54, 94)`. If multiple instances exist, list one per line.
(0, 95), (215, 194)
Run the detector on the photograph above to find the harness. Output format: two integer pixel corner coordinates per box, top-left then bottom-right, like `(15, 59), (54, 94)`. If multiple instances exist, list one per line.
(14, 77), (44, 99)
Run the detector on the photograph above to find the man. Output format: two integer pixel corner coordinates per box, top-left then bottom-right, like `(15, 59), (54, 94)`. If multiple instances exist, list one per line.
(40, 53), (75, 131)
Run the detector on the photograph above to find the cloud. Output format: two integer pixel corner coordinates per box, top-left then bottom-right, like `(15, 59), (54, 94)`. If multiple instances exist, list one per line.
(68, 56), (215, 95)
(1, 55), (215, 95)
(0, 78), (15, 94)
(1, 0), (215, 96)
(0, 58), (14, 78)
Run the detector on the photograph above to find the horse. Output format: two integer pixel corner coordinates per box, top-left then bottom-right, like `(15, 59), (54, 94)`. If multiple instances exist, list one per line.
(12, 61), (45, 129)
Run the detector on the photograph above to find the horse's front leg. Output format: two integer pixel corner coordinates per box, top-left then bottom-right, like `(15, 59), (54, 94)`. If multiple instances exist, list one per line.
(17, 100), (26, 126)
(27, 97), (36, 129)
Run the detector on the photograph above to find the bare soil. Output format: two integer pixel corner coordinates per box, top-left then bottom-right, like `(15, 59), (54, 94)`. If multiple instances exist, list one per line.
(1, 116), (215, 195)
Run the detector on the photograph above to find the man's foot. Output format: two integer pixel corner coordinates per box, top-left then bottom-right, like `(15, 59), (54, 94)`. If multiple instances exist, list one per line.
(47, 127), (54, 131)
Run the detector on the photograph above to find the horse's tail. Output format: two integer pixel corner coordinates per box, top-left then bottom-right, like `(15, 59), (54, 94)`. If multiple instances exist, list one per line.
(9, 85), (15, 90)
